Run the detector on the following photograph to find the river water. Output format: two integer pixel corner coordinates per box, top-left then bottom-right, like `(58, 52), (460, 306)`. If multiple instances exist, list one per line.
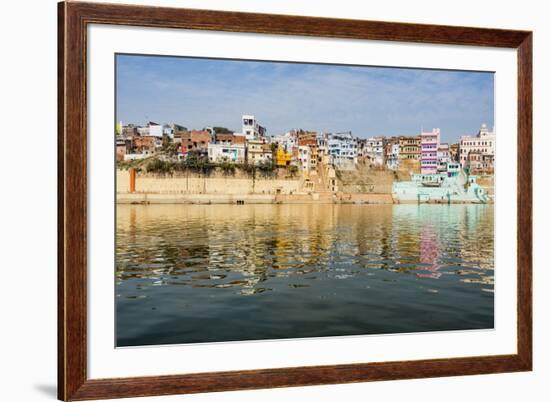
(116, 204), (494, 347)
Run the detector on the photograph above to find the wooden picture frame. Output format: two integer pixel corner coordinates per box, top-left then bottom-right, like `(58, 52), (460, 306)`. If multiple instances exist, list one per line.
(58, 1), (532, 400)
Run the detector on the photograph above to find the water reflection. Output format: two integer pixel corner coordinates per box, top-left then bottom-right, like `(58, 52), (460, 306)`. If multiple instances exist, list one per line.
(116, 204), (494, 346)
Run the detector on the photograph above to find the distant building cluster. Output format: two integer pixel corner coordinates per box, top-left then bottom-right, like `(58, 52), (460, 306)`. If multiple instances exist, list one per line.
(116, 114), (495, 175)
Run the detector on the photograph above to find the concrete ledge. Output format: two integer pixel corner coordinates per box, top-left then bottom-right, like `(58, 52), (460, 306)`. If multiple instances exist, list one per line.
(117, 192), (489, 205)
(117, 193), (276, 204)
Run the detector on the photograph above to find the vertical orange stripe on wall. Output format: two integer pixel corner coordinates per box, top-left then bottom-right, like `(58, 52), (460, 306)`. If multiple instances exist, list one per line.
(129, 168), (136, 193)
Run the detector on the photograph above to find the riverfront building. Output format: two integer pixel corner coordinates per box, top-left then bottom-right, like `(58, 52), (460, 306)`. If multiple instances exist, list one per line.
(421, 128), (441, 174)
(385, 140), (400, 170)
(241, 115), (267, 140)
(365, 136), (385, 166)
(459, 124), (495, 171)
(271, 131), (297, 152)
(117, 116), (494, 184)
(246, 138), (272, 165)
(436, 143), (450, 172)
(398, 136), (421, 160)
(326, 131), (357, 169)
(449, 143), (460, 162)
(180, 130), (212, 157)
(208, 143), (246, 163)
(275, 145), (292, 167)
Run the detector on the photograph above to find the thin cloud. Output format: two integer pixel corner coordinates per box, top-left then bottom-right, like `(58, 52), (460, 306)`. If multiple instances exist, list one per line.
(116, 55), (494, 143)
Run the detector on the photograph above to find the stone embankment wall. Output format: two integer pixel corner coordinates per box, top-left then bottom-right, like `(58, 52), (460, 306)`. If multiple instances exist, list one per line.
(117, 169), (301, 195)
(336, 167), (394, 194)
(475, 175), (495, 196)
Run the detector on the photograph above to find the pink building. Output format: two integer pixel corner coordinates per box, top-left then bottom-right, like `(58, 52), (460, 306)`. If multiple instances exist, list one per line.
(421, 128), (440, 174)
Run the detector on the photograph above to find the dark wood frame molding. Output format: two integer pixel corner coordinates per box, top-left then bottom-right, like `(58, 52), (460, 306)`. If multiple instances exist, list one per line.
(58, 1), (532, 400)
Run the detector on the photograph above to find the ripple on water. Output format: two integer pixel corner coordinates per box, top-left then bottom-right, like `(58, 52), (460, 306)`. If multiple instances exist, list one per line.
(116, 204), (495, 346)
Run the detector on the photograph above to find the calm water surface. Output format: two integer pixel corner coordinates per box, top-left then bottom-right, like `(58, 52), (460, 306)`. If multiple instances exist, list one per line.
(116, 204), (494, 346)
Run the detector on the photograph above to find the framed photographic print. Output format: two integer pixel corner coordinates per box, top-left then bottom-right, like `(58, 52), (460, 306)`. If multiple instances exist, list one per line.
(58, 1), (532, 400)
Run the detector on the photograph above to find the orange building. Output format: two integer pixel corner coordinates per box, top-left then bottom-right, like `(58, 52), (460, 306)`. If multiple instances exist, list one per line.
(275, 145), (292, 167)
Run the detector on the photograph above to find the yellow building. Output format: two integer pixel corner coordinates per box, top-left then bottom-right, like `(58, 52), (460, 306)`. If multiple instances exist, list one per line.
(275, 146), (292, 167)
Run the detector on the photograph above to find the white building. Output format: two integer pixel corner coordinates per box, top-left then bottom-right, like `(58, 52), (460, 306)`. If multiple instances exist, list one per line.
(136, 122), (163, 138)
(317, 135), (328, 159)
(207, 143), (246, 163)
(271, 131), (297, 152)
(386, 142), (400, 170)
(123, 153), (149, 161)
(326, 132), (357, 168)
(147, 122), (163, 137)
(163, 124), (174, 138)
(437, 143), (450, 171)
(241, 115), (267, 140)
(298, 146), (311, 171)
(459, 124), (495, 168)
(365, 136), (385, 166)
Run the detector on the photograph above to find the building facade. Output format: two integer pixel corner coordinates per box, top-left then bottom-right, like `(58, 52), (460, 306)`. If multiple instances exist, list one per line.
(437, 142), (450, 172)
(398, 136), (421, 160)
(246, 139), (272, 165)
(180, 130), (212, 157)
(459, 124), (495, 171)
(421, 128), (441, 174)
(449, 143), (460, 162)
(385, 140), (400, 170)
(241, 115), (267, 140)
(326, 131), (357, 168)
(207, 143), (245, 163)
(365, 136), (385, 166)
(275, 145), (292, 167)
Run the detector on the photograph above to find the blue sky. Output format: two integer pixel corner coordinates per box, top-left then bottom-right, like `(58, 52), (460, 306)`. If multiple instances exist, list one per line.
(116, 54), (494, 143)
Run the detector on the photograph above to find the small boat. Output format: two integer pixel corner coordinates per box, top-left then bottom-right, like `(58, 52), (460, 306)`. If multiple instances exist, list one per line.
(421, 181), (442, 187)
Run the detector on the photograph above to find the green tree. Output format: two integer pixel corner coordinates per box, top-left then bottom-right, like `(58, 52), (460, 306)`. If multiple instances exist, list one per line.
(212, 126), (234, 134)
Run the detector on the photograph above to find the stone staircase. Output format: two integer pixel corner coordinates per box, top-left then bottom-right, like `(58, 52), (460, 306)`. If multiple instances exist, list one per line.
(313, 163), (335, 202)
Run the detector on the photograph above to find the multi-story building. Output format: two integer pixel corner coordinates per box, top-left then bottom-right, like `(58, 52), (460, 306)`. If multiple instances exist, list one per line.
(271, 130), (297, 152)
(385, 140), (400, 170)
(421, 128), (440, 174)
(275, 145), (292, 167)
(294, 130), (318, 171)
(298, 145), (318, 172)
(180, 129), (212, 157)
(459, 124), (495, 171)
(296, 130), (317, 146)
(133, 135), (162, 154)
(214, 133), (245, 146)
(365, 136), (385, 166)
(466, 152), (494, 172)
(317, 135), (329, 161)
(116, 138), (132, 161)
(356, 138), (367, 159)
(241, 115), (267, 140)
(398, 136), (421, 160)
(121, 124), (138, 138)
(326, 131), (357, 168)
(298, 146), (311, 171)
(207, 143), (245, 163)
(449, 143), (460, 162)
(162, 124), (174, 138)
(136, 121), (163, 137)
(437, 143), (449, 162)
(246, 139), (272, 165)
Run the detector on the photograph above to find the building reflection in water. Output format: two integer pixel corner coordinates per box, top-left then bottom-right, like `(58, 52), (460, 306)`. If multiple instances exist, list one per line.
(116, 204), (494, 346)
(116, 204), (494, 292)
